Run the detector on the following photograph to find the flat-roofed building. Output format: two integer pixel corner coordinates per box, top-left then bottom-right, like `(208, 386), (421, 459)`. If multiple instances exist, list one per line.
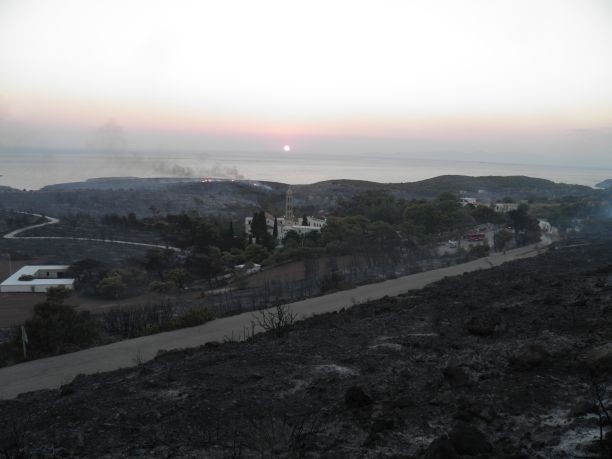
(494, 202), (520, 213)
(0, 265), (75, 293)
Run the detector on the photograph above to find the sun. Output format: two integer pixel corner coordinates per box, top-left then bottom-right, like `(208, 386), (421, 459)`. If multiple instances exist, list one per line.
(283, 144), (291, 152)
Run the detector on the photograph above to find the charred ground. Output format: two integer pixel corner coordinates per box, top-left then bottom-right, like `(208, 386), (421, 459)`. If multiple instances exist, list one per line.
(1, 238), (612, 458)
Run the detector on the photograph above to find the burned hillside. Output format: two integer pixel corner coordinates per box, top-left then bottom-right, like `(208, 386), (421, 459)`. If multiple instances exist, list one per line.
(2, 238), (612, 458)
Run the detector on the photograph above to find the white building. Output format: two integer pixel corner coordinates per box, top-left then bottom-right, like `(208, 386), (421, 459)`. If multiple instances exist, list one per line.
(304, 216), (326, 229)
(245, 188), (326, 242)
(0, 265), (75, 293)
(244, 212), (284, 236)
(459, 197), (477, 207)
(538, 219), (552, 233)
(494, 202), (520, 213)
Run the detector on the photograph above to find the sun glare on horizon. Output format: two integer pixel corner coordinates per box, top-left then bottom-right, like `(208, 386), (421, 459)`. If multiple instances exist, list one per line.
(0, 0), (611, 165)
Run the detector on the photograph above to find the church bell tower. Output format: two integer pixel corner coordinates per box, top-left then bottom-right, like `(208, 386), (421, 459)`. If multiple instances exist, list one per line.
(285, 187), (295, 224)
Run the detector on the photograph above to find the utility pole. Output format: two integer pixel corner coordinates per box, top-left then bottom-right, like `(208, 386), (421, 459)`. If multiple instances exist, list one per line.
(21, 325), (28, 359)
(1, 253), (11, 276)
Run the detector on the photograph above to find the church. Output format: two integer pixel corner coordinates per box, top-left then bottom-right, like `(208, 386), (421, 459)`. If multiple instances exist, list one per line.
(244, 188), (326, 243)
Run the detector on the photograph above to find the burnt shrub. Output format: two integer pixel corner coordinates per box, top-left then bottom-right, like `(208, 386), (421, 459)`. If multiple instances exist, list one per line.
(161, 307), (215, 331)
(24, 302), (98, 356)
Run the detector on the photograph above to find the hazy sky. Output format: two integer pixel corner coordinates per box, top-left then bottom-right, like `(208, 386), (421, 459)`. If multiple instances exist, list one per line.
(1, 0), (611, 166)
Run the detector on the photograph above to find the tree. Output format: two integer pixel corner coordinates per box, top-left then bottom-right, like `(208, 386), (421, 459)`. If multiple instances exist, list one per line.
(253, 304), (297, 338)
(494, 230), (514, 251)
(244, 244), (270, 264)
(143, 249), (173, 280)
(127, 212), (138, 226)
(301, 215), (309, 226)
(272, 217), (278, 239)
(321, 257), (344, 291)
(320, 215), (369, 250)
(69, 258), (102, 284)
(508, 204), (542, 245)
(166, 268), (190, 289)
(283, 230), (301, 248)
(466, 244), (490, 260)
(470, 205), (504, 225)
(24, 302), (97, 356)
(112, 267), (147, 289)
(46, 286), (71, 305)
(96, 274), (126, 299)
(335, 190), (405, 224)
(148, 280), (175, 294)
(188, 246), (224, 279)
(304, 257), (320, 282)
(403, 196), (475, 242)
(220, 220), (238, 251)
(250, 211), (268, 242)
(437, 192), (457, 202)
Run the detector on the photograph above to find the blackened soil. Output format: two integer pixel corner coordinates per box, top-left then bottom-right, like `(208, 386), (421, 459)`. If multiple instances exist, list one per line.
(2, 240), (612, 458)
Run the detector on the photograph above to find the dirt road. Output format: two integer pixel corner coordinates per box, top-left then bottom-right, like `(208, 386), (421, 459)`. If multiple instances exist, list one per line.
(3, 212), (179, 251)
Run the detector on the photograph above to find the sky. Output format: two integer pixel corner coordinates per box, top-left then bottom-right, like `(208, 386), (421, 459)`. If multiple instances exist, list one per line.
(0, 0), (611, 168)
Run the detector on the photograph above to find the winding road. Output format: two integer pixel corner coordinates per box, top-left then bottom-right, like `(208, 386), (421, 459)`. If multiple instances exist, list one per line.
(3, 212), (180, 252)
(0, 240), (551, 399)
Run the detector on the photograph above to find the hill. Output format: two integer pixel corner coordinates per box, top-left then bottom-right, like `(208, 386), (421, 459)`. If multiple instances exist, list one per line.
(398, 174), (592, 196)
(293, 175), (594, 212)
(596, 179), (612, 189)
(40, 177), (202, 191)
(0, 175), (598, 217)
(1, 238), (611, 457)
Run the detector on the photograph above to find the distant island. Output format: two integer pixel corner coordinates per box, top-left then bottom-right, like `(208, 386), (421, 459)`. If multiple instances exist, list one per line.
(596, 179), (612, 189)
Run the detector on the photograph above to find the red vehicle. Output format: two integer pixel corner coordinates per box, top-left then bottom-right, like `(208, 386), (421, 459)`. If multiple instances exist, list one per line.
(467, 233), (486, 242)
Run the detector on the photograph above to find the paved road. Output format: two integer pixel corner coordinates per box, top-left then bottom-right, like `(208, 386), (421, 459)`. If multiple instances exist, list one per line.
(0, 241), (548, 399)
(4, 212), (180, 252)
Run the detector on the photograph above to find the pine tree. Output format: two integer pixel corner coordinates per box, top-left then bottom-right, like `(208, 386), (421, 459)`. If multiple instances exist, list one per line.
(251, 211), (267, 241)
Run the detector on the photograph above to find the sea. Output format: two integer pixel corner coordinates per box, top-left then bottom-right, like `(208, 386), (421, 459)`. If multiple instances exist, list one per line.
(0, 148), (610, 190)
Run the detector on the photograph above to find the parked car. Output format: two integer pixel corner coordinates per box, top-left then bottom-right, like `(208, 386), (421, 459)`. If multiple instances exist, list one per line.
(467, 233), (486, 242)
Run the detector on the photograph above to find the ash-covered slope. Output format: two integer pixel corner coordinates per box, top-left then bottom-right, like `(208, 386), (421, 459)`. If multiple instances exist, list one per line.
(2, 238), (612, 457)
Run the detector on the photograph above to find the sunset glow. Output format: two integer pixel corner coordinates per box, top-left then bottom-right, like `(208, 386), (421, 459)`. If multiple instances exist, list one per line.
(0, 0), (611, 166)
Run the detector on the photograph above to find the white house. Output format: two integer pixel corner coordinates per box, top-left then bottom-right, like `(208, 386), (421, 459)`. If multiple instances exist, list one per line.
(0, 265), (75, 293)
(494, 202), (520, 213)
(459, 197), (477, 207)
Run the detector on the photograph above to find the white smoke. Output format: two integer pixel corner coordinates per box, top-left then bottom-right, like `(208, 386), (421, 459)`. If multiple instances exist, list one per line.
(151, 161), (244, 179)
(90, 120), (245, 180)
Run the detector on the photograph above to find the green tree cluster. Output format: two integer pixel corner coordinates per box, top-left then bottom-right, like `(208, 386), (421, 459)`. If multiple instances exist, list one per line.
(96, 267), (147, 299)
